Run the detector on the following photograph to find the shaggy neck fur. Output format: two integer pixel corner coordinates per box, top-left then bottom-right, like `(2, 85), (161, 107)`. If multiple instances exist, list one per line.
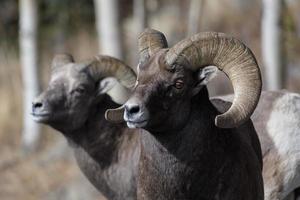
(70, 95), (125, 163)
(138, 87), (264, 200)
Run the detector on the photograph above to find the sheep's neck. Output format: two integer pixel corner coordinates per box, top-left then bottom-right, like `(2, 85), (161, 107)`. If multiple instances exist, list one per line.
(66, 94), (134, 168)
(144, 87), (221, 153)
(65, 94), (139, 200)
(139, 89), (233, 199)
(143, 97), (221, 156)
(138, 88), (263, 199)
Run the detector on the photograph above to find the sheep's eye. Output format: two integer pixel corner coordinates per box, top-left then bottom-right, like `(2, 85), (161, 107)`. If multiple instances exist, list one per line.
(174, 79), (184, 89)
(75, 87), (86, 94)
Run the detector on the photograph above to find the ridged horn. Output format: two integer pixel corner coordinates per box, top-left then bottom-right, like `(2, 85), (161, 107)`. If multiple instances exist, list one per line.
(166, 32), (262, 128)
(138, 28), (168, 64)
(88, 55), (137, 89)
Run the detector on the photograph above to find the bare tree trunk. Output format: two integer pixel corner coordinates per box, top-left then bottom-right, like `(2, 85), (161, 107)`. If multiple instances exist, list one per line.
(130, 0), (148, 66)
(262, 0), (285, 90)
(187, 0), (205, 36)
(94, 0), (123, 59)
(19, 0), (40, 152)
(134, 0), (148, 34)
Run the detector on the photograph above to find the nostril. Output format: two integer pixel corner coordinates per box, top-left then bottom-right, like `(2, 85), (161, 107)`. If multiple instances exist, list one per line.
(33, 102), (43, 108)
(128, 105), (140, 114)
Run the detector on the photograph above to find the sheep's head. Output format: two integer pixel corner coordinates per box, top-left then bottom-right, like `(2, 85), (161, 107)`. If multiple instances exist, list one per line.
(118, 49), (212, 131)
(32, 54), (136, 132)
(106, 29), (262, 130)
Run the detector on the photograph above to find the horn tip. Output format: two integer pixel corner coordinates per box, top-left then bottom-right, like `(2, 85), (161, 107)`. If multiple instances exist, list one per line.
(105, 108), (125, 123)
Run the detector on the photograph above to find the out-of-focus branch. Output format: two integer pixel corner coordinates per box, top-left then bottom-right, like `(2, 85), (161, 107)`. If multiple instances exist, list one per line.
(19, 0), (40, 152)
(94, 0), (123, 59)
(187, 0), (205, 36)
(262, 0), (286, 90)
(134, 0), (148, 34)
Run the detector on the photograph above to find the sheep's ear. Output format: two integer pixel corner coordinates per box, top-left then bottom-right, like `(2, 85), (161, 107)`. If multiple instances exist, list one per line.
(51, 53), (74, 71)
(198, 66), (218, 85)
(192, 66), (218, 96)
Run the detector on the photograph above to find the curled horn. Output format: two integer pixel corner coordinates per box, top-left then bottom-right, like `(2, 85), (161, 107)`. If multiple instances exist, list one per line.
(165, 32), (262, 128)
(88, 55), (136, 89)
(138, 28), (168, 64)
(87, 56), (136, 123)
(51, 54), (136, 90)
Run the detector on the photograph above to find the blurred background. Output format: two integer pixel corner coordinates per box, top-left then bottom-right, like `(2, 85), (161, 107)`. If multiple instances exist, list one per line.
(0, 0), (300, 199)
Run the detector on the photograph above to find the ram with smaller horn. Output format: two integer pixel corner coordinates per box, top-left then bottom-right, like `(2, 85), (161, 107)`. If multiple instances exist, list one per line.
(32, 54), (139, 200)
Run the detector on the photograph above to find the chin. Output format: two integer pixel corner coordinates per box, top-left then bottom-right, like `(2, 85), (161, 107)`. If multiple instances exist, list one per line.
(126, 120), (148, 129)
(32, 111), (68, 126)
(32, 113), (52, 123)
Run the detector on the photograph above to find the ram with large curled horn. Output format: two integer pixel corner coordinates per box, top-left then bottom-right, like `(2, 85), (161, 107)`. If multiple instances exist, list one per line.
(106, 29), (264, 200)
(107, 28), (262, 128)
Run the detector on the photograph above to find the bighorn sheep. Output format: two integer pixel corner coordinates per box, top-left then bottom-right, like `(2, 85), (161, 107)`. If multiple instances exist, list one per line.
(213, 91), (300, 200)
(107, 29), (264, 199)
(32, 56), (299, 200)
(31, 54), (139, 200)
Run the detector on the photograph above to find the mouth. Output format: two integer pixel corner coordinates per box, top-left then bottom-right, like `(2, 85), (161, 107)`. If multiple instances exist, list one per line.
(126, 119), (148, 128)
(31, 112), (51, 122)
